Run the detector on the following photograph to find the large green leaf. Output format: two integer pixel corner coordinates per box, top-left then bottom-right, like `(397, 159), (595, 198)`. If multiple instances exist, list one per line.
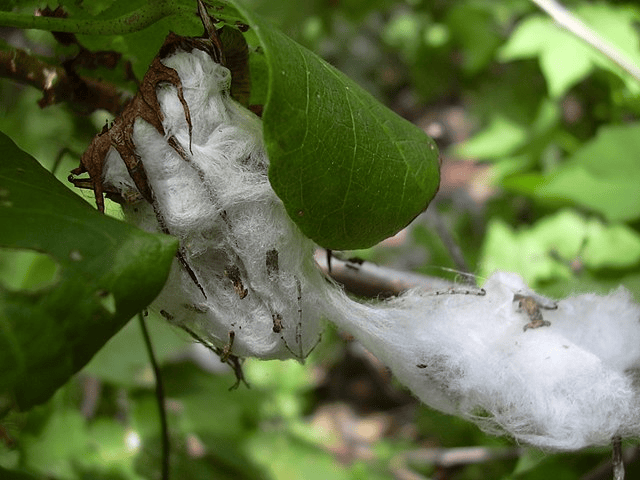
(499, 4), (640, 97)
(0, 132), (178, 409)
(504, 122), (640, 222)
(233, 4), (440, 250)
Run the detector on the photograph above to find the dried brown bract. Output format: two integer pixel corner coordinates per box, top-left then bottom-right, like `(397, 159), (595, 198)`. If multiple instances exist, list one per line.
(69, 31), (199, 212)
(68, 0), (233, 211)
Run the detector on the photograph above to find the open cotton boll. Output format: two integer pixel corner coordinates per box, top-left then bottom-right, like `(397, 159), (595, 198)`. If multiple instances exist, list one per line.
(327, 271), (640, 450)
(103, 48), (326, 359)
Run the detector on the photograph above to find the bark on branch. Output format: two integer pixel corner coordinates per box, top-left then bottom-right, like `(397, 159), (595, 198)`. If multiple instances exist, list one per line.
(0, 42), (131, 114)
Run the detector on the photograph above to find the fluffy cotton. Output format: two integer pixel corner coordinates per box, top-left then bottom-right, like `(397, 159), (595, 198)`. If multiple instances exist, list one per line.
(327, 272), (640, 450)
(101, 45), (640, 450)
(104, 49), (327, 359)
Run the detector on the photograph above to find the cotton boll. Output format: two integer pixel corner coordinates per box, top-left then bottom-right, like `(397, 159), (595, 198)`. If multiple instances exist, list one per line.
(327, 272), (640, 450)
(103, 49), (325, 359)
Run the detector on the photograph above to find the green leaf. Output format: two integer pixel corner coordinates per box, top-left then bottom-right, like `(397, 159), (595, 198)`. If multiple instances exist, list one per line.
(479, 209), (640, 287)
(83, 313), (189, 387)
(499, 15), (592, 98)
(248, 429), (352, 480)
(234, 5), (440, 249)
(525, 122), (640, 222)
(511, 448), (551, 476)
(0, 467), (39, 480)
(446, 3), (502, 75)
(21, 408), (88, 478)
(455, 114), (528, 159)
(582, 222), (640, 269)
(453, 65), (551, 161)
(499, 5), (640, 97)
(0, 131), (178, 409)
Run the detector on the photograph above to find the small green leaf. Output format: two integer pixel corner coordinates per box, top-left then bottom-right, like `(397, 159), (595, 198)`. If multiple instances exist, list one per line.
(234, 5), (440, 249)
(0, 131), (178, 409)
(511, 448), (548, 476)
(83, 313), (188, 387)
(531, 122), (640, 222)
(455, 114), (528, 159)
(583, 221), (640, 269)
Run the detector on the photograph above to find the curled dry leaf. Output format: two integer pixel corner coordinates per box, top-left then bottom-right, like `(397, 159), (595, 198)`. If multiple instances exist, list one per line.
(69, 32), (200, 212)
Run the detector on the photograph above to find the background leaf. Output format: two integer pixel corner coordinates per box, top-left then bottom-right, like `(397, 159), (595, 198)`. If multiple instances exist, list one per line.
(0, 131), (177, 409)
(499, 5), (640, 97)
(234, 4), (440, 250)
(479, 209), (640, 288)
(504, 122), (640, 222)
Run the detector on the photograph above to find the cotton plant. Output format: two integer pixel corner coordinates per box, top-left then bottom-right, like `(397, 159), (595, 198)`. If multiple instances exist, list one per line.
(72, 18), (640, 452)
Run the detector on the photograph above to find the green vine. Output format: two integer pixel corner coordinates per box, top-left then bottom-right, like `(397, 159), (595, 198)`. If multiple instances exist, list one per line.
(0, 1), (193, 35)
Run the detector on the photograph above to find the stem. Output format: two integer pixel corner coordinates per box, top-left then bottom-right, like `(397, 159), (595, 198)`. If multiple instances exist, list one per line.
(425, 209), (471, 279)
(531, 0), (640, 84)
(613, 437), (625, 480)
(138, 313), (170, 480)
(0, 1), (193, 36)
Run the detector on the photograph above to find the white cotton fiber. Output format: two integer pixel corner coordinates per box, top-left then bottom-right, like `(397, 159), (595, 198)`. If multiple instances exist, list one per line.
(327, 272), (640, 450)
(101, 44), (640, 450)
(103, 48), (327, 359)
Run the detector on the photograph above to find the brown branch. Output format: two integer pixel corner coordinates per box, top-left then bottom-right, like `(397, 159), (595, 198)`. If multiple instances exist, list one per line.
(315, 250), (458, 298)
(391, 446), (524, 480)
(0, 42), (131, 114)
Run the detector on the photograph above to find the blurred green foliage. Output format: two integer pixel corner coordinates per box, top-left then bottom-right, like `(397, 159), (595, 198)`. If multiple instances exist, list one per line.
(1, 0), (640, 478)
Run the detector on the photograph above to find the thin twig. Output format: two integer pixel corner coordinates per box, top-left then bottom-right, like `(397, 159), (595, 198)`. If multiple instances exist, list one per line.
(531, 0), (640, 83)
(179, 324), (249, 390)
(613, 437), (625, 480)
(391, 446), (523, 480)
(315, 250), (456, 298)
(582, 445), (640, 480)
(424, 209), (471, 278)
(138, 313), (170, 480)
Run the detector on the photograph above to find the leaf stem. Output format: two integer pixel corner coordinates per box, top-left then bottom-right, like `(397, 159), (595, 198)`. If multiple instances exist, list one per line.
(138, 313), (170, 480)
(531, 0), (640, 84)
(0, 1), (193, 35)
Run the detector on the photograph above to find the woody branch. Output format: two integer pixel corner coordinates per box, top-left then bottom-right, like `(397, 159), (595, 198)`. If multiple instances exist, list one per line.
(0, 42), (130, 114)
